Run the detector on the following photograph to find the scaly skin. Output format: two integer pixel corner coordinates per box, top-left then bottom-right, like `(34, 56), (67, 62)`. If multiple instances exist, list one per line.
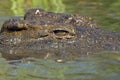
(0, 8), (120, 61)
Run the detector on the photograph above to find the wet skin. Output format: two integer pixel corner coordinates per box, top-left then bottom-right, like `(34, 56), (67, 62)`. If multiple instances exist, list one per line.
(0, 9), (120, 61)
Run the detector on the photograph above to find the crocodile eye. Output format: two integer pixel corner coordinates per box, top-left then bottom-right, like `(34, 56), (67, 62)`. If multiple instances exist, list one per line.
(51, 29), (76, 39)
(53, 30), (69, 36)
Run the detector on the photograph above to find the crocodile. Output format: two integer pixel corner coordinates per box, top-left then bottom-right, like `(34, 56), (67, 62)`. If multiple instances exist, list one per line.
(0, 9), (120, 61)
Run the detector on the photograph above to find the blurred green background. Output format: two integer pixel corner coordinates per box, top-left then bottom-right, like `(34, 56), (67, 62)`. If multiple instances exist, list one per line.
(0, 0), (120, 33)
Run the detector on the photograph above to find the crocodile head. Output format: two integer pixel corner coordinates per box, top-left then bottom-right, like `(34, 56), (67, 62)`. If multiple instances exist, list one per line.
(0, 18), (76, 45)
(0, 9), (120, 61)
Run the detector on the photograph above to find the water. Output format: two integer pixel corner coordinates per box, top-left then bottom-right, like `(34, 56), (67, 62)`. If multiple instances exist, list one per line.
(0, 0), (120, 80)
(0, 53), (120, 80)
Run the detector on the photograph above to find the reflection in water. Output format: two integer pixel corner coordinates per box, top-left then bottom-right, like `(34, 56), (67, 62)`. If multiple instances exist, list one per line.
(0, 52), (120, 80)
(109, 0), (120, 16)
(11, 0), (65, 16)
